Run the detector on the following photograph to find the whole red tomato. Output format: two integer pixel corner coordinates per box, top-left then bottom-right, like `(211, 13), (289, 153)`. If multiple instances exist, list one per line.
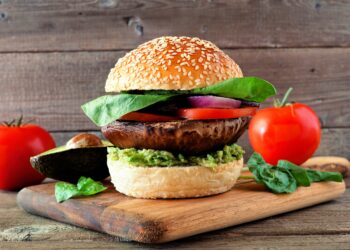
(0, 120), (55, 190)
(249, 93), (321, 165)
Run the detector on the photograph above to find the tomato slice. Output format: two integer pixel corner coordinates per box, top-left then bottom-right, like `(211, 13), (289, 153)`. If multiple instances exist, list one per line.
(119, 112), (178, 122)
(177, 107), (258, 120)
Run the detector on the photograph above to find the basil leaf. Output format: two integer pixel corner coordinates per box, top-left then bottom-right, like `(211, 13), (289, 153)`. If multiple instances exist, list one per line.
(82, 77), (276, 127)
(55, 177), (107, 203)
(55, 182), (80, 203)
(81, 94), (175, 126)
(191, 77), (276, 102)
(277, 160), (311, 187)
(306, 169), (343, 182)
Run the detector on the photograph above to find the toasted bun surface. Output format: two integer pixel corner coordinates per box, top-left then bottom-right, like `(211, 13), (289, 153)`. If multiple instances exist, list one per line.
(107, 158), (243, 199)
(105, 36), (243, 92)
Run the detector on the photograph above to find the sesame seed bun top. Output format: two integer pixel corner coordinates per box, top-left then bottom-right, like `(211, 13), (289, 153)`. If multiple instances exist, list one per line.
(105, 36), (243, 92)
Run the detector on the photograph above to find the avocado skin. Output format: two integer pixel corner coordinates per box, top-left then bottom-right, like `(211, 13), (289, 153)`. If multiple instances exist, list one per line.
(30, 147), (109, 183)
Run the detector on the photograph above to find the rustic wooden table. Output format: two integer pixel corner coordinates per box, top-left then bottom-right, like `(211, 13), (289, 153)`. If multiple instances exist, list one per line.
(1, 178), (349, 249)
(0, 1), (349, 249)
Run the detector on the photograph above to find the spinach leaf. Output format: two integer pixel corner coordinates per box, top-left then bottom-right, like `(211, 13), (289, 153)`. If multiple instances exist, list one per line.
(277, 160), (311, 187)
(76, 176), (107, 196)
(191, 77), (276, 102)
(55, 182), (80, 203)
(246, 151), (270, 169)
(245, 152), (343, 194)
(81, 77), (276, 127)
(55, 176), (107, 203)
(277, 160), (342, 184)
(252, 164), (297, 193)
(81, 94), (174, 126)
(247, 153), (297, 193)
(306, 169), (343, 182)
(142, 77), (276, 102)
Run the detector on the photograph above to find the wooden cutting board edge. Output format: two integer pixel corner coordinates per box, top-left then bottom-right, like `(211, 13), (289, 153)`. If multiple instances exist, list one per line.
(106, 181), (346, 243)
(17, 180), (346, 244)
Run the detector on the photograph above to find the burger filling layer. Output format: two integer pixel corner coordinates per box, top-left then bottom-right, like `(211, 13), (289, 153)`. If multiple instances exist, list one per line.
(107, 144), (244, 168)
(82, 77), (276, 126)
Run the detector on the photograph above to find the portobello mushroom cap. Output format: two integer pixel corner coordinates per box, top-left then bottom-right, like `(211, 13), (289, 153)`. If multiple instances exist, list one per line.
(101, 117), (249, 155)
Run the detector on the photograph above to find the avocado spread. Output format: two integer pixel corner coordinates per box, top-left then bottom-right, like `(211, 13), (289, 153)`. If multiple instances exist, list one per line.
(107, 144), (244, 168)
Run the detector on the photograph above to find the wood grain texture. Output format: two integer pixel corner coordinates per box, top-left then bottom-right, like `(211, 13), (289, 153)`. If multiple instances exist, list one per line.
(1, 235), (350, 250)
(16, 180), (345, 243)
(0, 48), (349, 130)
(0, 0), (349, 51)
(0, 0), (348, 248)
(1, 183), (349, 248)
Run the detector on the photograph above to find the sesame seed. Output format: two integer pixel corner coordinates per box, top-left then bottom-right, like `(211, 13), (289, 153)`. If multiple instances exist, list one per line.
(111, 36), (240, 89)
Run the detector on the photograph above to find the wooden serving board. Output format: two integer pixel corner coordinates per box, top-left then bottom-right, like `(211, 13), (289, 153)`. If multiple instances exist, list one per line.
(17, 180), (345, 243)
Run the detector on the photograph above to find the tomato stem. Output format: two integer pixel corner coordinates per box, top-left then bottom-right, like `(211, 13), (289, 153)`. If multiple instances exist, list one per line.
(274, 87), (293, 107)
(16, 115), (23, 126)
(1, 115), (32, 127)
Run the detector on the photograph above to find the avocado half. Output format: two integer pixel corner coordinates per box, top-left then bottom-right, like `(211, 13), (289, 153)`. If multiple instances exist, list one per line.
(30, 141), (111, 183)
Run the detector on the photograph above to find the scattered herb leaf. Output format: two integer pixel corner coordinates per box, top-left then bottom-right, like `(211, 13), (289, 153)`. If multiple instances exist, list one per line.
(306, 169), (343, 182)
(242, 152), (343, 194)
(55, 182), (80, 203)
(55, 176), (107, 203)
(277, 160), (311, 187)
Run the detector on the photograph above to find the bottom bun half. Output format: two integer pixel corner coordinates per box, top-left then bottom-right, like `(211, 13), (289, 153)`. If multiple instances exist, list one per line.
(107, 158), (243, 199)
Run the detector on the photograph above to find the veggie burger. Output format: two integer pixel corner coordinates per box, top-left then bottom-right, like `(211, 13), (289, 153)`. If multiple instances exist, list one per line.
(82, 36), (276, 198)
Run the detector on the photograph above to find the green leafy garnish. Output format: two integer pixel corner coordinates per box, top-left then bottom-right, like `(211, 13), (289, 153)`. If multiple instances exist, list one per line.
(305, 169), (343, 182)
(191, 77), (276, 102)
(81, 94), (175, 127)
(248, 162), (297, 193)
(82, 77), (276, 126)
(108, 144), (244, 168)
(55, 176), (107, 203)
(242, 152), (343, 193)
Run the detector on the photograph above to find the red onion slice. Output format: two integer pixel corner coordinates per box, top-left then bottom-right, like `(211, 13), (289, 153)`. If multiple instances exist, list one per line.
(187, 95), (241, 109)
(240, 100), (260, 107)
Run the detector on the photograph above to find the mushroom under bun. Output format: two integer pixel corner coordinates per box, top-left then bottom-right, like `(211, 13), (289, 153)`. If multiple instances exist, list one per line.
(82, 36), (276, 199)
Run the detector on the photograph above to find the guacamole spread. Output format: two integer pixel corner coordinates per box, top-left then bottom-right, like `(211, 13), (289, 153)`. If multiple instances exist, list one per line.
(107, 144), (244, 168)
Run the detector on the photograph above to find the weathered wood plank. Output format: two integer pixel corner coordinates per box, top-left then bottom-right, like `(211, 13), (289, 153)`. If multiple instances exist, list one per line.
(0, 0), (349, 51)
(16, 180), (345, 243)
(1, 189), (349, 248)
(1, 235), (350, 250)
(50, 128), (350, 159)
(0, 48), (348, 130)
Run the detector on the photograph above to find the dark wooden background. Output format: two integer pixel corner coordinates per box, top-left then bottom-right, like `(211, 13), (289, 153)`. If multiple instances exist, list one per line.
(0, 0), (349, 158)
